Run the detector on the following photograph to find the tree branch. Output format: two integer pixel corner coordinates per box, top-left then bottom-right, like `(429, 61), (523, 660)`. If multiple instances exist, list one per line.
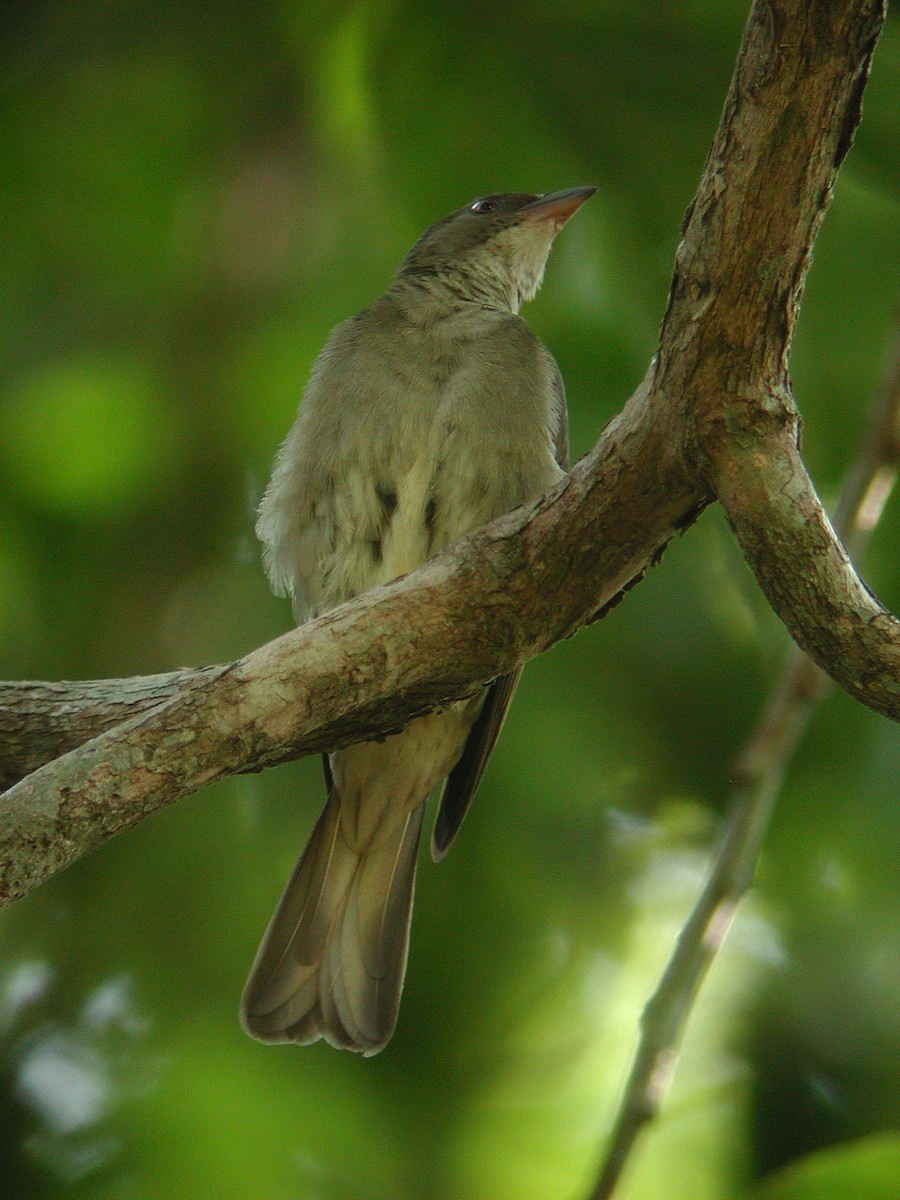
(1, 0), (895, 908)
(0, 672), (199, 793)
(652, 0), (896, 715)
(587, 318), (900, 1200)
(0, 386), (703, 906)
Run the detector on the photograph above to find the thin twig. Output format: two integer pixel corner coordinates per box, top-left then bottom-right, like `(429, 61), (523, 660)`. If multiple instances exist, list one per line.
(588, 320), (900, 1200)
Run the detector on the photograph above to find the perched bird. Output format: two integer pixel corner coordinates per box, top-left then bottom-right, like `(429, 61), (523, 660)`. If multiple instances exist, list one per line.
(242, 187), (595, 1054)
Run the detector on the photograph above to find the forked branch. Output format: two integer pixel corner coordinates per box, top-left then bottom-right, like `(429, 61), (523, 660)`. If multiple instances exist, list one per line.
(1, 0), (895, 912)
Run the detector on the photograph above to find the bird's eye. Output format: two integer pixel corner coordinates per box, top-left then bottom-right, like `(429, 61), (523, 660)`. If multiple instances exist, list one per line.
(470, 198), (498, 214)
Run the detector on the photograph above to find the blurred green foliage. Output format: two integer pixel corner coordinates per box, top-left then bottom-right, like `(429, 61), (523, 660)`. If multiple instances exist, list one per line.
(1, 2), (898, 1198)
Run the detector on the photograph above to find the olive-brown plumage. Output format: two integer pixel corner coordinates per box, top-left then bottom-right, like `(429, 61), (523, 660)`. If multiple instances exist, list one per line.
(242, 188), (594, 1054)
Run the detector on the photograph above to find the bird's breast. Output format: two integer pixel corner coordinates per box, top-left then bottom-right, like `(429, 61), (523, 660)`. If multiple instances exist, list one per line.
(279, 303), (561, 614)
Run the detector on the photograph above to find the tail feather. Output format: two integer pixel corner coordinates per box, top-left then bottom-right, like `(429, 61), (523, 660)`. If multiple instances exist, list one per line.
(241, 789), (425, 1055)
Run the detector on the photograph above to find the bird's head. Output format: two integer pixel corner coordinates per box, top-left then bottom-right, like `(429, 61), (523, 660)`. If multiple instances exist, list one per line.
(397, 187), (596, 312)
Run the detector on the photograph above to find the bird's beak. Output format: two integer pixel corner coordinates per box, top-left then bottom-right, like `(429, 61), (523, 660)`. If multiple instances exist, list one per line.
(522, 186), (597, 229)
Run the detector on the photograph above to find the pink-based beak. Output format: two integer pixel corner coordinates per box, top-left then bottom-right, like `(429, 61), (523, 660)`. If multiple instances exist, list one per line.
(522, 186), (597, 229)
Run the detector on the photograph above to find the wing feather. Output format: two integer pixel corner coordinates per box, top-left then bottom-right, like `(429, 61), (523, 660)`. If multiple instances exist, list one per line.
(431, 670), (521, 861)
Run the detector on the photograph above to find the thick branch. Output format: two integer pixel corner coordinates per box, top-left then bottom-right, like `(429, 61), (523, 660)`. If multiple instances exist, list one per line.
(711, 429), (899, 716)
(0, 672), (197, 793)
(652, 0), (896, 716)
(0, 386), (702, 906)
(1, 0), (896, 907)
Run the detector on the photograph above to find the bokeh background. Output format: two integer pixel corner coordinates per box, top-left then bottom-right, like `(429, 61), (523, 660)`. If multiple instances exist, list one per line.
(1, 3), (898, 1198)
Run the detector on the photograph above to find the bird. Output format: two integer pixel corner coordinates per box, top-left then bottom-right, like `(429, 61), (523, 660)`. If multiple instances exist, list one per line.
(241, 187), (595, 1055)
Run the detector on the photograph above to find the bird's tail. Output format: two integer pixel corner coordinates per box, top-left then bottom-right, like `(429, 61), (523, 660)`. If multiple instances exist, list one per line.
(240, 789), (425, 1055)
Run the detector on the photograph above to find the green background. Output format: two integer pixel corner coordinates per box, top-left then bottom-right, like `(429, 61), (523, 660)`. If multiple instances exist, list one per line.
(1, 3), (898, 1198)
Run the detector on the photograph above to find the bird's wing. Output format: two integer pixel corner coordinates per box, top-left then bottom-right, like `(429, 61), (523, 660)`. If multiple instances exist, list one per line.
(545, 349), (570, 470)
(430, 669), (521, 860)
(431, 345), (569, 861)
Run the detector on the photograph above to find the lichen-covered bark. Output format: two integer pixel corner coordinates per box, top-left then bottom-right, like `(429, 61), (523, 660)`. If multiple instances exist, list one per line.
(0, 673), (201, 792)
(1, 0), (896, 907)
